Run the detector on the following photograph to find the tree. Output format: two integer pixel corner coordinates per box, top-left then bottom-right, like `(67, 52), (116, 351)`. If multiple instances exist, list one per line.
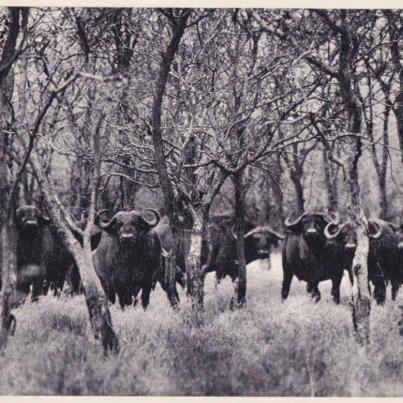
(254, 9), (378, 344)
(0, 7), (30, 349)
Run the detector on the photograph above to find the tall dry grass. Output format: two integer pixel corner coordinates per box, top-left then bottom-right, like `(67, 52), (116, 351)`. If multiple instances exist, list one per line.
(0, 253), (402, 396)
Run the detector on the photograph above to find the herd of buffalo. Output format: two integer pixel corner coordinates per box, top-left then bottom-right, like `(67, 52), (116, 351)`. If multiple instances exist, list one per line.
(5, 205), (403, 309)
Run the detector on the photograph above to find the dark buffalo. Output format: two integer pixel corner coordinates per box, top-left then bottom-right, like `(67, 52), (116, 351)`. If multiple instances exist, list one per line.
(281, 212), (345, 303)
(93, 208), (161, 309)
(14, 205), (72, 302)
(153, 213), (283, 290)
(325, 217), (400, 304)
(202, 214), (284, 283)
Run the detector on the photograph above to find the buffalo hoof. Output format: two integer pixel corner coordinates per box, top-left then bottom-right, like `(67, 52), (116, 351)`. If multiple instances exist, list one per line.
(311, 293), (321, 303)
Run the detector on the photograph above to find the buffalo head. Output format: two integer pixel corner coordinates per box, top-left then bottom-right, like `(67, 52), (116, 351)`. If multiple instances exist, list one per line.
(15, 205), (49, 231)
(244, 226), (284, 260)
(324, 217), (383, 253)
(95, 209), (160, 245)
(284, 212), (335, 243)
(397, 224), (403, 250)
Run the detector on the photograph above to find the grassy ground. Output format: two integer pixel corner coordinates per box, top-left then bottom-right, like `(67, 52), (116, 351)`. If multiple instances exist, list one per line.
(0, 252), (402, 396)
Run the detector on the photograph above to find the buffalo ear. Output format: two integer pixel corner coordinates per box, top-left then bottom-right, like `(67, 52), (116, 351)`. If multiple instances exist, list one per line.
(39, 214), (50, 226)
(14, 208), (24, 229)
(286, 222), (302, 234)
(100, 219), (119, 235)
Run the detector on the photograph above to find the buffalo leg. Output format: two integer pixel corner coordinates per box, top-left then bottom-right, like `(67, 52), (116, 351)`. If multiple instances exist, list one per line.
(372, 277), (386, 305)
(42, 279), (50, 296)
(103, 281), (116, 305)
(159, 278), (180, 307)
(309, 283), (321, 302)
(331, 276), (342, 304)
(391, 282), (400, 301)
(281, 270), (293, 300)
(389, 263), (400, 301)
(31, 276), (44, 302)
(141, 285), (152, 310)
(71, 265), (81, 294)
(132, 286), (141, 307)
(117, 284), (132, 309)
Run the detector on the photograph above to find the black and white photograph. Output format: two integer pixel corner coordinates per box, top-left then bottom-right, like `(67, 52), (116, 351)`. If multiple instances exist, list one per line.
(0, 5), (402, 396)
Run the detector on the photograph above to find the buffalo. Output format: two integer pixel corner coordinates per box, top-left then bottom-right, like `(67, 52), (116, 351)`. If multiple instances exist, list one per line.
(14, 205), (72, 302)
(281, 212), (345, 303)
(93, 208), (162, 309)
(325, 217), (400, 304)
(153, 213), (283, 290)
(202, 214), (284, 283)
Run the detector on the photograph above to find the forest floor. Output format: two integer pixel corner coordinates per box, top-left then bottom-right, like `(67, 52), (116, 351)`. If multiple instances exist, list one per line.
(0, 252), (402, 396)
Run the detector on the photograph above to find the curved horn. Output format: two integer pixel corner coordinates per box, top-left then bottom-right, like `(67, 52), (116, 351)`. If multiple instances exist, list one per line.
(95, 209), (116, 230)
(245, 226), (284, 240)
(244, 227), (260, 238)
(368, 220), (383, 239)
(324, 222), (341, 239)
(142, 208), (160, 227)
(324, 214), (343, 239)
(284, 212), (305, 228)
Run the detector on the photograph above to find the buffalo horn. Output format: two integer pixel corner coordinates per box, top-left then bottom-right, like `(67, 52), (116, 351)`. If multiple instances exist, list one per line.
(142, 208), (161, 227)
(324, 212), (342, 239)
(95, 209), (116, 230)
(368, 220), (383, 239)
(284, 213), (306, 228)
(245, 226), (285, 240)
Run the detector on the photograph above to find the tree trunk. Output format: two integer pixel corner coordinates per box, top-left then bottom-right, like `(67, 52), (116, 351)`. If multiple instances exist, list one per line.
(322, 146), (338, 212)
(0, 219), (18, 349)
(163, 228), (180, 308)
(31, 155), (119, 354)
(231, 171), (247, 309)
(378, 104), (390, 220)
(150, 11), (189, 310)
(347, 172), (371, 345)
(186, 211), (206, 326)
(290, 165), (304, 215)
(0, 7), (28, 350)
(338, 11), (370, 345)
(385, 11), (403, 162)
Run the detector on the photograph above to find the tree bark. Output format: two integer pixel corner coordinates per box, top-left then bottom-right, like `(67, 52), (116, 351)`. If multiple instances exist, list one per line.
(322, 146), (338, 212)
(30, 125), (119, 353)
(290, 165), (305, 215)
(231, 171), (247, 309)
(186, 210), (207, 325)
(347, 173), (371, 345)
(150, 11), (190, 310)
(338, 11), (370, 345)
(384, 11), (403, 162)
(0, 220), (18, 348)
(378, 104), (390, 220)
(0, 7), (29, 350)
